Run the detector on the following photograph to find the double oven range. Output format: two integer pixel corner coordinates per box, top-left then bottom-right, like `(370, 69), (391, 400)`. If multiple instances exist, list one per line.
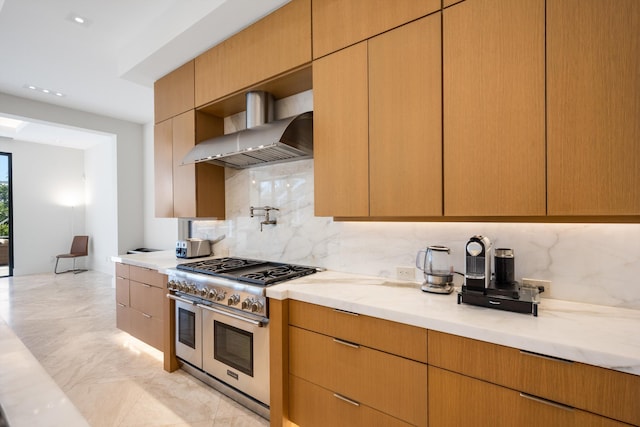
(166, 257), (317, 418)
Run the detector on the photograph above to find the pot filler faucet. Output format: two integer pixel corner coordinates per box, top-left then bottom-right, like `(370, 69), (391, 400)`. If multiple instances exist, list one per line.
(250, 206), (279, 232)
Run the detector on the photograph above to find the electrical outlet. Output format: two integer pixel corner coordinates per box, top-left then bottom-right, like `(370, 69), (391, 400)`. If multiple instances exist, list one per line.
(522, 278), (551, 298)
(397, 267), (416, 281)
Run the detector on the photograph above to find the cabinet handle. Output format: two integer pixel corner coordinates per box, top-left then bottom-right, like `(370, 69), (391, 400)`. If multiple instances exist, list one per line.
(117, 303), (126, 308)
(142, 283), (152, 288)
(519, 350), (573, 365)
(333, 393), (360, 407)
(142, 313), (152, 319)
(333, 338), (360, 349)
(333, 308), (359, 316)
(519, 393), (574, 412)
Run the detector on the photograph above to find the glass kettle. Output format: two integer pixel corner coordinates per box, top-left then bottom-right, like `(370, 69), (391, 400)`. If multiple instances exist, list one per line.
(416, 245), (454, 294)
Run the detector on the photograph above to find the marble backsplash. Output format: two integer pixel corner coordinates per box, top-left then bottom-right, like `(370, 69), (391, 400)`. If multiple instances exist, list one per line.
(191, 90), (640, 310)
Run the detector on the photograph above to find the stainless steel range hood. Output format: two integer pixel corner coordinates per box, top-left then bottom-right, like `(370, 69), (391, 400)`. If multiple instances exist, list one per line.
(182, 91), (313, 169)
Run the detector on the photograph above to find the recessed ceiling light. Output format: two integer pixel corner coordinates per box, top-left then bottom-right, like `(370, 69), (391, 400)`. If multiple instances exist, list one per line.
(66, 13), (91, 27)
(23, 84), (66, 98)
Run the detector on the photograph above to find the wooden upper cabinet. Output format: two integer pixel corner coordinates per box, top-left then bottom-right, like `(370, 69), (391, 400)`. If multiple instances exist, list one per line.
(547, 0), (640, 216)
(171, 111), (197, 218)
(155, 110), (225, 219)
(443, 0), (546, 216)
(195, 0), (311, 107)
(154, 61), (194, 123)
(369, 14), (442, 217)
(312, 0), (440, 59)
(154, 119), (174, 217)
(313, 42), (370, 217)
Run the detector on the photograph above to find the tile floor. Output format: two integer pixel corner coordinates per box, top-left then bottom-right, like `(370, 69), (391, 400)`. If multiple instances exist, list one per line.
(0, 271), (269, 427)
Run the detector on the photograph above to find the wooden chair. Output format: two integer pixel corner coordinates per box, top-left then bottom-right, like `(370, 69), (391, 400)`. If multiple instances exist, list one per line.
(54, 235), (89, 274)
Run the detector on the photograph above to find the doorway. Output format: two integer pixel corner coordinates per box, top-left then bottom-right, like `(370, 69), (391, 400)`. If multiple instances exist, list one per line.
(0, 153), (12, 277)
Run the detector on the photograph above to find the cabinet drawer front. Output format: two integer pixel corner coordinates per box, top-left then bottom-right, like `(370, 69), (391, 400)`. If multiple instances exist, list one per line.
(289, 375), (413, 427)
(115, 277), (129, 306)
(428, 330), (640, 425)
(116, 303), (130, 333)
(129, 309), (163, 351)
(429, 367), (629, 427)
(115, 262), (130, 279)
(289, 300), (427, 362)
(129, 281), (164, 319)
(290, 326), (427, 426)
(129, 266), (166, 288)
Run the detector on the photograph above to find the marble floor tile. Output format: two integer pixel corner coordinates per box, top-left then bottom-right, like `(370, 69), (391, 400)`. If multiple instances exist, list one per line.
(0, 272), (268, 427)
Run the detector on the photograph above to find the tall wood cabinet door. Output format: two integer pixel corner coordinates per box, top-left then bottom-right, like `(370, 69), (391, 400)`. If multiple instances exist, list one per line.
(172, 110), (197, 218)
(369, 14), (442, 217)
(313, 42), (369, 217)
(547, 0), (640, 216)
(195, 0), (311, 107)
(154, 119), (174, 218)
(312, 0), (440, 59)
(154, 60), (194, 123)
(443, 0), (546, 216)
(429, 367), (629, 427)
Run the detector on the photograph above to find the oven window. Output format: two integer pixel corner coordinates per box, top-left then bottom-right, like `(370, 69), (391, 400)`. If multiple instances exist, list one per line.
(178, 308), (196, 349)
(214, 321), (253, 377)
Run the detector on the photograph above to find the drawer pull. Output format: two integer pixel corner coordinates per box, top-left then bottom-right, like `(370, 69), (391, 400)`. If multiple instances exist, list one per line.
(333, 338), (360, 349)
(117, 303), (126, 308)
(333, 393), (360, 407)
(519, 350), (573, 365)
(333, 308), (359, 316)
(142, 313), (152, 319)
(519, 393), (574, 412)
(142, 283), (152, 288)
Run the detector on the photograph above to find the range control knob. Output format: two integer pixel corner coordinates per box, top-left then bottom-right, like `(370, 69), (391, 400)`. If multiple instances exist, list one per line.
(241, 298), (255, 310)
(250, 301), (264, 313)
(208, 289), (218, 299)
(200, 287), (210, 297)
(227, 294), (240, 306)
(167, 280), (176, 290)
(216, 290), (227, 302)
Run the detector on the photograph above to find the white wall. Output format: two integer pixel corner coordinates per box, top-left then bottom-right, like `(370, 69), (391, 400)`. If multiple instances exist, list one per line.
(84, 140), (118, 273)
(0, 140), (86, 275)
(0, 92), (145, 273)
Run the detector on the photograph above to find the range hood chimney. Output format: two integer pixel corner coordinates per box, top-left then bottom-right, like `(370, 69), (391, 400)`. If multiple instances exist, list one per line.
(182, 91), (313, 169)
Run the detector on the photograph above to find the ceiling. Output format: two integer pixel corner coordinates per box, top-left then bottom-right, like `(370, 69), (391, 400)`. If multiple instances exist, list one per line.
(0, 0), (289, 148)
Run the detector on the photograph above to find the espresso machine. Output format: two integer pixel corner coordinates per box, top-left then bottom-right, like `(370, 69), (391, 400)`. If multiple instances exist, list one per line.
(458, 236), (544, 316)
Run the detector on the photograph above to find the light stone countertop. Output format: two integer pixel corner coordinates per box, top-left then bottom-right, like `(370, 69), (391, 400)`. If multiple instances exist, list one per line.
(111, 250), (194, 270)
(112, 254), (640, 376)
(0, 317), (89, 427)
(266, 270), (640, 376)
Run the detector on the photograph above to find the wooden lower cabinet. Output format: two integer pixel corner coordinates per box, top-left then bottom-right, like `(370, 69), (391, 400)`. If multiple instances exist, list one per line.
(289, 326), (427, 426)
(428, 330), (640, 426)
(284, 300), (428, 427)
(429, 367), (630, 427)
(115, 263), (166, 352)
(289, 375), (412, 427)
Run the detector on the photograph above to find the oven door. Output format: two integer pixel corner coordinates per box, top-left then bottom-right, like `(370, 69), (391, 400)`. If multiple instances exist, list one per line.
(174, 298), (202, 369)
(200, 304), (270, 406)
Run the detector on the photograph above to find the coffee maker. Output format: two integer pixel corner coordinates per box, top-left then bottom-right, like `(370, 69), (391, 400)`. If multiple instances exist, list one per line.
(463, 235), (492, 292)
(458, 237), (544, 316)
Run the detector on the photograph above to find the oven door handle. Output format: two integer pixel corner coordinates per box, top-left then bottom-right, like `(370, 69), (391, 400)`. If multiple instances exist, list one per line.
(166, 293), (198, 305)
(196, 304), (267, 327)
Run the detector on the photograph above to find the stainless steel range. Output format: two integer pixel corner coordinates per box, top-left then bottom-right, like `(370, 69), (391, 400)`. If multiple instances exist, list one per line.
(165, 257), (317, 419)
